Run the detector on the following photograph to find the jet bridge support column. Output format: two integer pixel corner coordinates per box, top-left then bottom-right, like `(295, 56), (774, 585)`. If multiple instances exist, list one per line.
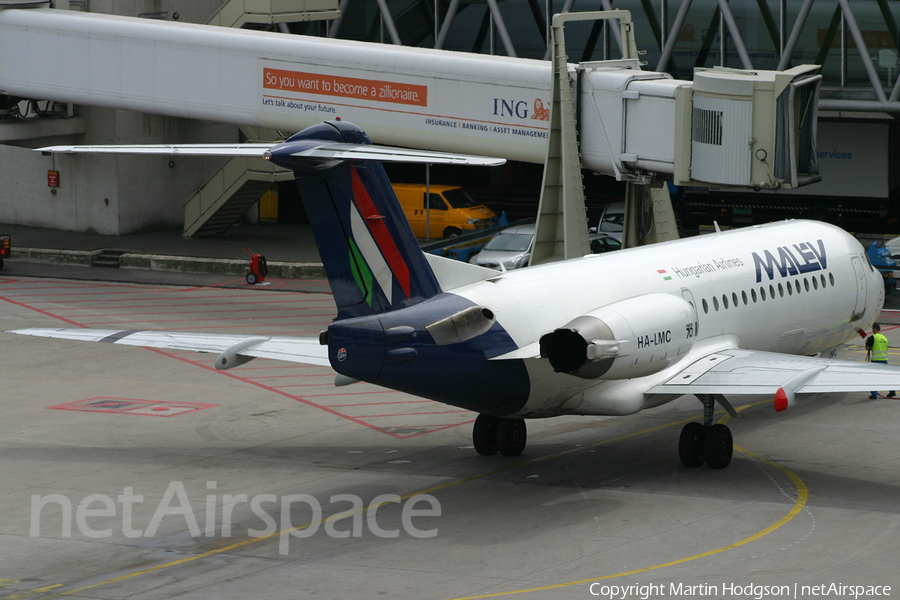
(532, 10), (637, 267)
(532, 10), (678, 263)
(622, 184), (680, 248)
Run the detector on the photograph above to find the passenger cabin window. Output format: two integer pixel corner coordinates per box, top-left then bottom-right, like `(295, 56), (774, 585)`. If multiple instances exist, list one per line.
(713, 297), (719, 311)
(751, 289), (757, 303)
(702, 299), (709, 314)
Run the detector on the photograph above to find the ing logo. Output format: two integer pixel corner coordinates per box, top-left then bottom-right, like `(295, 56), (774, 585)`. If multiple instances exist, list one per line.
(492, 98), (550, 121)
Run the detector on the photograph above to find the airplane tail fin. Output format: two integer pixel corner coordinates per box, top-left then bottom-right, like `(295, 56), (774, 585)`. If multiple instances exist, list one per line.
(272, 121), (445, 320)
(35, 118), (504, 321)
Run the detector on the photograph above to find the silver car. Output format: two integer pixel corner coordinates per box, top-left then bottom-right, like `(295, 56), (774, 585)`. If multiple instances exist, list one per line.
(469, 223), (620, 270)
(469, 223), (535, 270)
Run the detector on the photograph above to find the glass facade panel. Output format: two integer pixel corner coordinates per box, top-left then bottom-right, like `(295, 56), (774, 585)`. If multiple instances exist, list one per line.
(319, 0), (898, 97)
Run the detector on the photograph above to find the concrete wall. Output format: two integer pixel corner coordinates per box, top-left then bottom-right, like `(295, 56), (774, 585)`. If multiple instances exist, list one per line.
(0, 0), (239, 234)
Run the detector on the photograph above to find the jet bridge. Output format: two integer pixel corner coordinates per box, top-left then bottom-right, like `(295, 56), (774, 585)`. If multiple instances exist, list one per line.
(0, 6), (821, 236)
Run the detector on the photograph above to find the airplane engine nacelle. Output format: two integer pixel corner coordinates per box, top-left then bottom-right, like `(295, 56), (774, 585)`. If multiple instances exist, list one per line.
(539, 293), (696, 380)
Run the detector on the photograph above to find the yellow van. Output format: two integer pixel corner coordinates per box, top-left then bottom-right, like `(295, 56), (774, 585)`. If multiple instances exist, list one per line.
(392, 184), (496, 239)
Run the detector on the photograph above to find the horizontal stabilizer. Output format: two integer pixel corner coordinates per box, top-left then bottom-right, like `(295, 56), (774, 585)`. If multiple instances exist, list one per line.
(8, 328), (330, 367)
(291, 143), (506, 166)
(35, 143), (276, 156)
(36, 142), (506, 166)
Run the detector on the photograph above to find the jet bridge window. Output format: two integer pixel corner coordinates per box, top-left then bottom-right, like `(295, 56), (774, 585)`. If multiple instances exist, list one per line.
(692, 108), (723, 146)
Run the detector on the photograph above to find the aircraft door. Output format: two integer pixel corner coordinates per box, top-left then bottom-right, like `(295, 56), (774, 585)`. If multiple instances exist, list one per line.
(850, 255), (867, 321)
(681, 288), (699, 338)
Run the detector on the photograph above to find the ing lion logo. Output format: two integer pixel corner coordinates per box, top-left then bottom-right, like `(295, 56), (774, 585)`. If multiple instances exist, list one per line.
(531, 99), (550, 121)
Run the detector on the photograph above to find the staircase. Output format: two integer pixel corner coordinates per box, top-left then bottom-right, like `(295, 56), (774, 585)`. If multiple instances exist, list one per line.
(183, 156), (294, 237)
(92, 249), (128, 268)
(181, 1), (339, 238)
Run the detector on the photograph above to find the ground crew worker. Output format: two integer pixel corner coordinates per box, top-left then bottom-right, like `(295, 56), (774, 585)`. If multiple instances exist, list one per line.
(867, 323), (895, 399)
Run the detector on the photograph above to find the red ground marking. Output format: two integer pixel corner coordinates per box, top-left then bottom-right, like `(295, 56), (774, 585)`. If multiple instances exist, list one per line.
(82, 313), (334, 327)
(48, 396), (218, 417)
(289, 389), (393, 398)
(270, 383), (341, 389)
(357, 410), (471, 418)
(69, 307), (334, 319)
(45, 298), (335, 310)
(0, 296), (86, 328)
(8, 280), (468, 439)
(230, 364), (322, 371)
(19, 291), (317, 303)
(330, 400), (432, 408)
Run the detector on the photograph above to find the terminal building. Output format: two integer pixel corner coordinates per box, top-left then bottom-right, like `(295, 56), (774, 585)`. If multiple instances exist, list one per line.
(0, 0), (897, 236)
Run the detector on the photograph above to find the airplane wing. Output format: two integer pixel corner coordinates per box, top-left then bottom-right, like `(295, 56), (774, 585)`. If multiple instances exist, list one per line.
(8, 328), (330, 368)
(646, 348), (900, 410)
(35, 142), (505, 166)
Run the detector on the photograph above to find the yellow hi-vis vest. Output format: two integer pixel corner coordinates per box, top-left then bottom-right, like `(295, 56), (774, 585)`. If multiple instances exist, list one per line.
(872, 333), (889, 362)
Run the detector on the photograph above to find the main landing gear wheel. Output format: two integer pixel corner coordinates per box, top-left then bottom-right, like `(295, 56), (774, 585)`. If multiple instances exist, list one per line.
(680, 394), (734, 469)
(678, 422), (734, 469)
(497, 418), (527, 457)
(703, 423), (733, 469)
(473, 414), (499, 455)
(472, 415), (527, 457)
(679, 422), (706, 468)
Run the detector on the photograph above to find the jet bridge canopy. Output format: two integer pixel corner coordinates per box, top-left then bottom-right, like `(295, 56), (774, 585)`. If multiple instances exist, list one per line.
(0, 7), (821, 191)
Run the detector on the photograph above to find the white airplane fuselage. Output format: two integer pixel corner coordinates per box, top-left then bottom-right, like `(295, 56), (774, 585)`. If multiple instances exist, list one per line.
(452, 220), (883, 418)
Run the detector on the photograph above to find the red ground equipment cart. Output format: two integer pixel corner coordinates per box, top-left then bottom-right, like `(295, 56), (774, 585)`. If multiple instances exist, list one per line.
(0, 235), (9, 269)
(244, 247), (267, 285)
